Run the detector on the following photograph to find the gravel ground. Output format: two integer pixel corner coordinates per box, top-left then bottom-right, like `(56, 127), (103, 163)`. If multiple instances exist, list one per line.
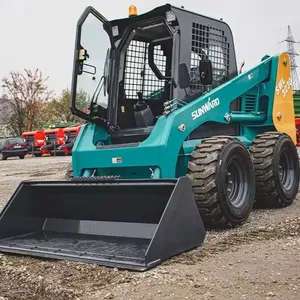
(0, 155), (300, 300)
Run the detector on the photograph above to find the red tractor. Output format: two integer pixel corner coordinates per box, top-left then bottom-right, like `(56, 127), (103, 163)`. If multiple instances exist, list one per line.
(22, 131), (35, 153)
(22, 130), (46, 156)
(32, 130), (47, 157)
(294, 92), (300, 147)
(40, 128), (65, 156)
(295, 118), (300, 147)
(59, 125), (82, 155)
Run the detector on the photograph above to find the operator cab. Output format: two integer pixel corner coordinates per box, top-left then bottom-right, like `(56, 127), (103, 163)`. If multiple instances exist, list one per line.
(116, 19), (174, 130)
(70, 4), (238, 144)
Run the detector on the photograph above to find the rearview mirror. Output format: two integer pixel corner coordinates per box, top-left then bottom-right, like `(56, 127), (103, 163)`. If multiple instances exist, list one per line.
(178, 63), (190, 89)
(199, 59), (213, 85)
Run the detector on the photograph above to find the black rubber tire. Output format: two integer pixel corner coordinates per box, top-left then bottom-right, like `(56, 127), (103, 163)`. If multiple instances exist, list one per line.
(249, 132), (300, 208)
(34, 153), (42, 158)
(187, 136), (256, 229)
(65, 162), (73, 180)
(0, 153), (7, 161)
(19, 156), (25, 159)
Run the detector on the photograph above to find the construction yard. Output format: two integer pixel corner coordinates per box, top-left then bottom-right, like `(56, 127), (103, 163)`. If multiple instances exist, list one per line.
(0, 156), (299, 300)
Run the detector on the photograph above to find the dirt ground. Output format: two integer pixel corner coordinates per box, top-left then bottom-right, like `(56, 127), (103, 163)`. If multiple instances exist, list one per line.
(0, 155), (300, 300)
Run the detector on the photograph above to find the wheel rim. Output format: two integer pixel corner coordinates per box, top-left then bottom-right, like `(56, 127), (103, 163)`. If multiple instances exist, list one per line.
(278, 149), (295, 191)
(225, 156), (248, 208)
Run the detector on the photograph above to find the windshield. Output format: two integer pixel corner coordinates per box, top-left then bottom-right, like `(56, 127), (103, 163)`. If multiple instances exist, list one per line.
(75, 12), (112, 114)
(8, 138), (23, 144)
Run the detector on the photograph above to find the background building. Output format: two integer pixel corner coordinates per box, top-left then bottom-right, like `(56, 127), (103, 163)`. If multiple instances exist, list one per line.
(0, 98), (14, 137)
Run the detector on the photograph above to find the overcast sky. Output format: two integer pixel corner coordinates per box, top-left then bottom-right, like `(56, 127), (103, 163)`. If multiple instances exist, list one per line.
(0, 0), (299, 95)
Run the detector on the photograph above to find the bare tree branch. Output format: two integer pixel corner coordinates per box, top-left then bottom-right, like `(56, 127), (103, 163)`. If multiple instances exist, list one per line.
(1, 68), (54, 135)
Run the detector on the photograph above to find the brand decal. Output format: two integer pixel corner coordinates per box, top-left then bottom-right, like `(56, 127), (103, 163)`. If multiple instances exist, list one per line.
(112, 157), (122, 164)
(276, 77), (292, 98)
(191, 97), (220, 120)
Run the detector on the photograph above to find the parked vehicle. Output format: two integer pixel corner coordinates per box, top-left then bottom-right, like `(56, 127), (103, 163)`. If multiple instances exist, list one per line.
(22, 131), (35, 153)
(50, 128), (67, 156)
(59, 125), (82, 155)
(22, 130), (46, 157)
(31, 130), (47, 157)
(0, 137), (28, 160)
(40, 128), (64, 156)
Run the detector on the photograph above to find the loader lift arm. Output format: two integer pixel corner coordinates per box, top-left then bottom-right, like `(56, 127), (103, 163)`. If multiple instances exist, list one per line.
(164, 56), (273, 147)
(73, 53), (293, 180)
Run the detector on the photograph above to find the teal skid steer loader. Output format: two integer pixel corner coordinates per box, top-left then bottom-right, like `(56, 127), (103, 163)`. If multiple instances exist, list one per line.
(0, 4), (299, 271)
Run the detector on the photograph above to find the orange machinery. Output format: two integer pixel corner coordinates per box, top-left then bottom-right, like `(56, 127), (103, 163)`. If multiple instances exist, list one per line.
(59, 125), (82, 155)
(21, 130), (46, 156)
(295, 118), (300, 147)
(40, 128), (65, 156)
(21, 131), (35, 153)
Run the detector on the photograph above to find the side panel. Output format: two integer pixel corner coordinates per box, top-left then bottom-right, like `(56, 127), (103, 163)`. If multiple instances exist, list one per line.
(272, 52), (297, 144)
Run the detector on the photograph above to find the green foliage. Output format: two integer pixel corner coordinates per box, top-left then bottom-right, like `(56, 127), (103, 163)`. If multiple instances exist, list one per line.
(43, 88), (89, 123)
(0, 69), (90, 135)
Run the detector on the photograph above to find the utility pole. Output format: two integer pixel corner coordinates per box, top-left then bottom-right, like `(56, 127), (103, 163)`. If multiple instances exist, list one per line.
(279, 25), (300, 92)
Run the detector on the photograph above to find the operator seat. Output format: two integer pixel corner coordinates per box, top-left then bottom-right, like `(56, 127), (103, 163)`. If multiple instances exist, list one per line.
(134, 94), (155, 127)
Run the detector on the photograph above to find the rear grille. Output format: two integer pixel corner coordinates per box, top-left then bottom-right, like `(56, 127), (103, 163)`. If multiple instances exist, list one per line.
(244, 94), (256, 112)
(190, 22), (230, 93)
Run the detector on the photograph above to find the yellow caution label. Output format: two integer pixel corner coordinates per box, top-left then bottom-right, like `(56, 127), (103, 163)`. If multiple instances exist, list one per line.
(273, 52), (297, 144)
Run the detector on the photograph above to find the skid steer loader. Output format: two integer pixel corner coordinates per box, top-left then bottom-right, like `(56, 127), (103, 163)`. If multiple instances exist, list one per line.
(0, 4), (299, 271)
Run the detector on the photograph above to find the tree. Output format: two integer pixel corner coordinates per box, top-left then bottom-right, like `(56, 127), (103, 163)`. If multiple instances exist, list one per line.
(43, 88), (89, 123)
(1, 68), (54, 135)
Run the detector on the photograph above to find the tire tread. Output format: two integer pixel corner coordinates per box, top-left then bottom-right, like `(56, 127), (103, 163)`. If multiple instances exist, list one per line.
(249, 131), (299, 208)
(187, 136), (251, 228)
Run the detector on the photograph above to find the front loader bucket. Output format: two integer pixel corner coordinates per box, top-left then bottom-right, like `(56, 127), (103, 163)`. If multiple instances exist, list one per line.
(0, 176), (205, 271)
